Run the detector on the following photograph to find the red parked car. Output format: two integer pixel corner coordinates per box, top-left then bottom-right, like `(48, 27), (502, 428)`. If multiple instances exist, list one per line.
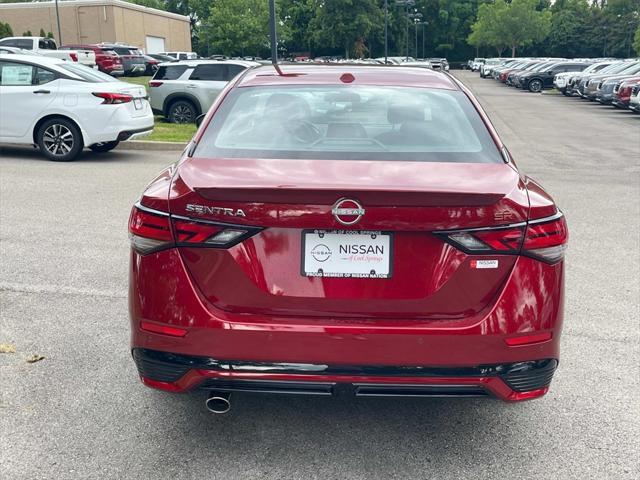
(129, 65), (568, 412)
(612, 77), (640, 109)
(62, 44), (124, 76)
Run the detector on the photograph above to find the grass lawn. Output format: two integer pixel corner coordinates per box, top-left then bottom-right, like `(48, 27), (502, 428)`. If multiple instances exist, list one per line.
(121, 76), (196, 143)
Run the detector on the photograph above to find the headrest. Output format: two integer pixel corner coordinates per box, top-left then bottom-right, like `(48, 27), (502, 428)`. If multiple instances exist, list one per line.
(265, 93), (310, 119)
(387, 102), (425, 124)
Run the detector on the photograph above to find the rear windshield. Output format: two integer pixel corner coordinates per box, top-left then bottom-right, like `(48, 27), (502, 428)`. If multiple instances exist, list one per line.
(194, 85), (502, 163)
(154, 65), (188, 80)
(58, 63), (118, 82)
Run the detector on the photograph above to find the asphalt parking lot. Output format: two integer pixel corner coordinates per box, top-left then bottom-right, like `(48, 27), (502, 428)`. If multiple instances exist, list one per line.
(1, 70), (639, 479)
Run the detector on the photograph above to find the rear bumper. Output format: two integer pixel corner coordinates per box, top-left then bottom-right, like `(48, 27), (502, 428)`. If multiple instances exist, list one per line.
(129, 249), (565, 402)
(133, 348), (557, 402)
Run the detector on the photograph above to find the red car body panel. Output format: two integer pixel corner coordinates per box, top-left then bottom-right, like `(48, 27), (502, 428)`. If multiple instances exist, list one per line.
(62, 44), (123, 74)
(129, 65), (567, 403)
(613, 77), (640, 108)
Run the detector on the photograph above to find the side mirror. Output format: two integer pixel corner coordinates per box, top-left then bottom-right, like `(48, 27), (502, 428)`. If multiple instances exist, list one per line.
(547, 70), (554, 75)
(195, 114), (206, 127)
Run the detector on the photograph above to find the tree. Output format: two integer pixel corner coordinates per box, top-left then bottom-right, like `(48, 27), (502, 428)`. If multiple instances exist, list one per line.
(468, 0), (551, 57)
(309, 0), (383, 59)
(0, 21), (13, 39)
(39, 28), (46, 38)
(497, 0), (552, 57)
(635, 25), (640, 54)
(22, 30), (33, 36)
(200, 0), (289, 58)
(468, 1), (509, 56)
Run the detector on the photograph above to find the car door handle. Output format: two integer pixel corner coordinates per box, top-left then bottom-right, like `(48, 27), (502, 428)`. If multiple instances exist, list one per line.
(186, 84), (198, 89)
(33, 90), (51, 94)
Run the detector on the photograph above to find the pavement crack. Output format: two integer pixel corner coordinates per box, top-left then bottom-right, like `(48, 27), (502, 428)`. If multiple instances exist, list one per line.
(0, 282), (126, 299)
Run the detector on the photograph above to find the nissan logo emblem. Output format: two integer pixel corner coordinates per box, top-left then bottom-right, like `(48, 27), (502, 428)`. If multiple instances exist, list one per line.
(331, 198), (365, 226)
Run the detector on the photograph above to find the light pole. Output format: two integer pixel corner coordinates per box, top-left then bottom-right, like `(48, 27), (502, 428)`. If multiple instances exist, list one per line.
(602, 25), (608, 57)
(409, 14), (422, 58)
(54, 0), (62, 44)
(395, 0), (415, 61)
(384, 0), (388, 64)
(268, 0), (277, 64)
(421, 22), (427, 59)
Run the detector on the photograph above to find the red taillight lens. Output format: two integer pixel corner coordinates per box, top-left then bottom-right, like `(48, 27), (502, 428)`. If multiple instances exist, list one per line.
(92, 92), (133, 104)
(128, 204), (261, 254)
(522, 214), (568, 264)
(70, 53), (78, 62)
(438, 225), (525, 255)
(172, 217), (257, 247)
(149, 81), (163, 87)
(435, 212), (568, 264)
(128, 206), (172, 254)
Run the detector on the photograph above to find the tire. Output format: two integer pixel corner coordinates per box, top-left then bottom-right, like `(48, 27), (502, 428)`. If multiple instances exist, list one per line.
(36, 117), (83, 162)
(529, 79), (543, 93)
(89, 141), (119, 153)
(168, 100), (197, 124)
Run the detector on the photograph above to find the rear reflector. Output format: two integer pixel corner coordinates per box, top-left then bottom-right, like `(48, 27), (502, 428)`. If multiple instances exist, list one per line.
(505, 332), (552, 346)
(92, 92), (133, 104)
(140, 321), (187, 337)
(435, 212), (567, 264)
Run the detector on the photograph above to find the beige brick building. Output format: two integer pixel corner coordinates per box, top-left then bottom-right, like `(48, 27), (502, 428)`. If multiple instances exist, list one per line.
(0, 0), (192, 52)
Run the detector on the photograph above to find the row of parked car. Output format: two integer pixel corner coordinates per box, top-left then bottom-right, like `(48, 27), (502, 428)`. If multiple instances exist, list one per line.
(473, 57), (640, 112)
(0, 36), (199, 77)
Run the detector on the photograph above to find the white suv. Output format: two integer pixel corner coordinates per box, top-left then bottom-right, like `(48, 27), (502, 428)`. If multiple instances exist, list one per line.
(0, 55), (153, 161)
(149, 60), (257, 123)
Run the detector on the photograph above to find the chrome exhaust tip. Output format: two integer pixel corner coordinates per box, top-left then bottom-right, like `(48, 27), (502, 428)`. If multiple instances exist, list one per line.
(205, 391), (231, 414)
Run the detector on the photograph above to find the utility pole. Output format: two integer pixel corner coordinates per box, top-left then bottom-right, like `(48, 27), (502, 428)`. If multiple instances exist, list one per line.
(54, 0), (62, 45)
(269, 0), (277, 64)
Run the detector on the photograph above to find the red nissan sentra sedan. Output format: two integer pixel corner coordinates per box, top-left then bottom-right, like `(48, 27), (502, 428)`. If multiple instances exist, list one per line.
(129, 65), (567, 412)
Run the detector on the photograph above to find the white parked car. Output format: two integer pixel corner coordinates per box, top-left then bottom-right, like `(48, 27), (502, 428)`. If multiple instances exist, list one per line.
(160, 51), (198, 61)
(0, 37), (96, 68)
(0, 55), (153, 161)
(149, 60), (257, 123)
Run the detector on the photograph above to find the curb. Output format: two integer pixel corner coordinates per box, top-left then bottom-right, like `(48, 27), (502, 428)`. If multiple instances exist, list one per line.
(117, 140), (188, 151)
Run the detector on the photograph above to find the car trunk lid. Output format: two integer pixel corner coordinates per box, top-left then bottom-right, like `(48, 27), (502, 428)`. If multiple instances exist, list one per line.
(168, 157), (529, 319)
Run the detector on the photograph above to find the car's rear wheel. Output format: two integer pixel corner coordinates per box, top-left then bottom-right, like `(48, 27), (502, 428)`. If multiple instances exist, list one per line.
(529, 79), (543, 93)
(168, 100), (197, 124)
(89, 141), (120, 153)
(37, 118), (84, 162)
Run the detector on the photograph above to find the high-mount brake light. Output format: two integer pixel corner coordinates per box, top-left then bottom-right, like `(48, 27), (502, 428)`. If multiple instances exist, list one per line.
(92, 92), (134, 104)
(435, 212), (568, 264)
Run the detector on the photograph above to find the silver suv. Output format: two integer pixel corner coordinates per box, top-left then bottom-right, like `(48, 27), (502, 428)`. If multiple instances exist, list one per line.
(149, 60), (258, 123)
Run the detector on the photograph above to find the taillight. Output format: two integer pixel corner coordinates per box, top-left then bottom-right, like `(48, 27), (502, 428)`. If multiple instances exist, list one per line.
(172, 216), (259, 248)
(128, 205), (172, 254)
(522, 213), (568, 263)
(70, 53), (78, 62)
(437, 225), (525, 255)
(149, 81), (163, 87)
(435, 212), (568, 264)
(128, 204), (261, 255)
(92, 92), (133, 104)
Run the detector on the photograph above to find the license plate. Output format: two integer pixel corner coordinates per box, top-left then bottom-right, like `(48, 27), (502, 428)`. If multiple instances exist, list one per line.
(302, 230), (392, 278)
(134, 98), (142, 110)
